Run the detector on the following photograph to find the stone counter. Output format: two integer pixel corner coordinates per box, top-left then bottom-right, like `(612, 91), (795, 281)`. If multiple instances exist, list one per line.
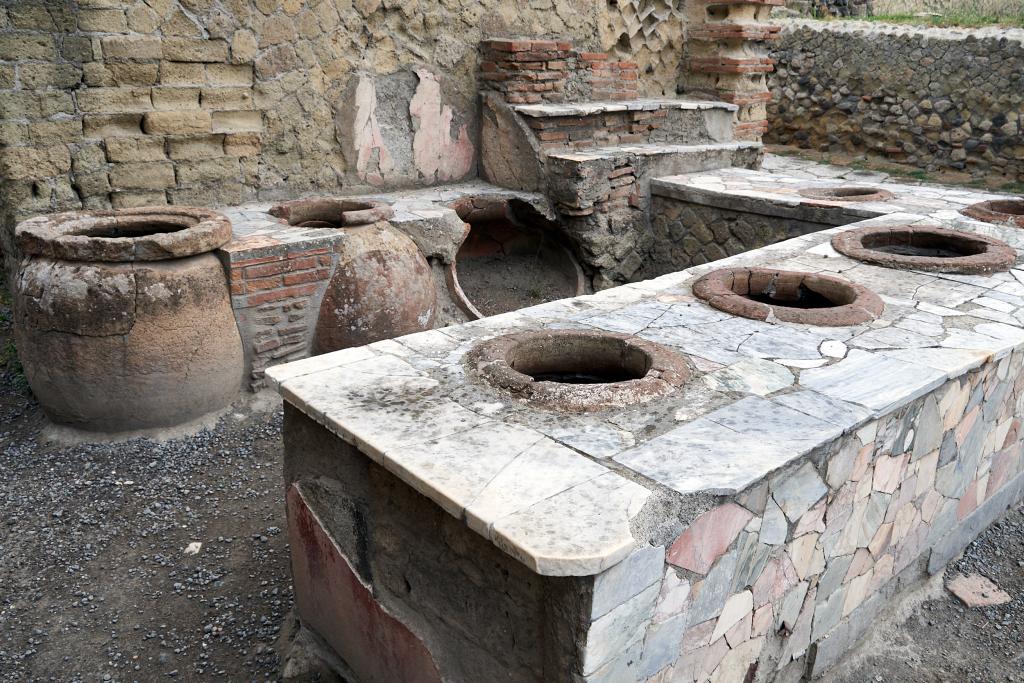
(269, 207), (1024, 681)
(642, 156), (1014, 277)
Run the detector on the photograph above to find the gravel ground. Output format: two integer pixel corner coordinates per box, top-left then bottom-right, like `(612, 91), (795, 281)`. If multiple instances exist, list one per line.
(1, 289), (1021, 683)
(828, 501), (1024, 683)
(0, 296), (292, 682)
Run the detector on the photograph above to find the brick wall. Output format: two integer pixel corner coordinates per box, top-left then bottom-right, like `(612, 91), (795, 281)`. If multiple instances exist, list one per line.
(680, 0), (781, 140)
(222, 241), (337, 390)
(526, 109), (669, 151)
(478, 39), (574, 105)
(581, 52), (639, 101)
(478, 39), (639, 105)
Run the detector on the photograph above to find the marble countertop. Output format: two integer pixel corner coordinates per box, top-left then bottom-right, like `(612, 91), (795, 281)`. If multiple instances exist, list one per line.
(652, 155), (1013, 226)
(268, 200), (1024, 578)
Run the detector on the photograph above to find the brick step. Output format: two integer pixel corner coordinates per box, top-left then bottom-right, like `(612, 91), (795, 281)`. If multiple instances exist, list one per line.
(511, 98), (740, 151)
(544, 142), (763, 218)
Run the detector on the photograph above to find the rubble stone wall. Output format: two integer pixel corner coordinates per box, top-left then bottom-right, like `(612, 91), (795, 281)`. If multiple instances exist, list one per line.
(0, 0), (687, 272)
(644, 198), (829, 277)
(767, 21), (1024, 183)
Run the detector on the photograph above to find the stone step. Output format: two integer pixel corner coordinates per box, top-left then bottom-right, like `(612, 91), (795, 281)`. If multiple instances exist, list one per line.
(510, 98), (738, 118)
(543, 142), (763, 222)
(511, 98), (740, 152)
(548, 141), (763, 174)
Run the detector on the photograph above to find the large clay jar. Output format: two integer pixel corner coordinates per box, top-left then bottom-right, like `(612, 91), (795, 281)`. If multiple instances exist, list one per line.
(14, 207), (244, 432)
(268, 198), (437, 354)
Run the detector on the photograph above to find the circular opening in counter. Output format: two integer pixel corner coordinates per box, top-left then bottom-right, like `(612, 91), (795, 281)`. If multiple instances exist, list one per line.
(960, 199), (1024, 228)
(832, 224), (1016, 274)
(467, 330), (689, 412)
(268, 198), (393, 228)
(798, 186), (895, 203)
(693, 267), (883, 326)
(447, 197), (584, 319)
(15, 207), (232, 262)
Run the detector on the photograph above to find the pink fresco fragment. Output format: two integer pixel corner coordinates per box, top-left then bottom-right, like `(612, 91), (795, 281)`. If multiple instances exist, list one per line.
(667, 503), (753, 575)
(351, 76), (395, 186)
(409, 68), (473, 183)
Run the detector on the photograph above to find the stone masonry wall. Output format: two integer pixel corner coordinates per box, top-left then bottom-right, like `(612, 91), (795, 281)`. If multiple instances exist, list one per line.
(0, 0), (689, 278)
(767, 21), (1024, 183)
(642, 198), (828, 279)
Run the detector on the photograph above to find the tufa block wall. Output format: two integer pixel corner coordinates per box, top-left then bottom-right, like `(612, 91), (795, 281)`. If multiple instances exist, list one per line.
(0, 0), (696, 254)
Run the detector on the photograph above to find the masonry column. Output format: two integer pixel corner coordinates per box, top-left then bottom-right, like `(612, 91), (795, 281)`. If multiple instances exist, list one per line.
(681, 0), (782, 140)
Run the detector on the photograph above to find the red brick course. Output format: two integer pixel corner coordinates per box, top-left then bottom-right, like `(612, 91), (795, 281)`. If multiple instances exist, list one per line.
(228, 245), (336, 389)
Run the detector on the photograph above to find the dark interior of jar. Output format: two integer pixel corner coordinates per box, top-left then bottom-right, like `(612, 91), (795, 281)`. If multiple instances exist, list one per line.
(508, 336), (651, 384)
(79, 218), (193, 239)
(743, 280), (855, 309)
(859, 230), (986, 258)
(987, 200), (1024, 216)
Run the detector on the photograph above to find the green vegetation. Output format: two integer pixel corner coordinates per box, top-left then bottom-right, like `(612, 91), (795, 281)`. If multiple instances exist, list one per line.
(850, 12), (1024, 28)
(828, 0), (1024, 28)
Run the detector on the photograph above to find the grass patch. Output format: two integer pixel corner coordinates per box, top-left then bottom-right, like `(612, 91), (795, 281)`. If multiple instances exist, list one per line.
(848, 12), (1024, 28)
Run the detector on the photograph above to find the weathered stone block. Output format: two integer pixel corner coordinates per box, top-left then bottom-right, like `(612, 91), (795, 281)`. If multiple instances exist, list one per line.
(151, 86), (201, 110)
(101, 35), (162, 60)
(108, 161), (176, 190)
(200, 87), (254, 110)
(78, 8), (128, 32)
(74, 171), (112, 197)
(162, 38), (229, 63)
(0, 34), (56, 61)
(175, 157), (240, 184)
(84, 113), (143, 138)
(223, 132), (260, 156)
(159, 61), (206, 86)
(104, 136), (166, 162)
(18, 63), (82, 90)
(167, 134), (225, 160)
(77, 87), (153, 114)
(206, 63), (253, 86)
(142, 110), (212, 135)
(211, 110), (261, 133)
(29, 120), (84, 144)
(111, 190), (168, 208)
(0, 145), (72, 180)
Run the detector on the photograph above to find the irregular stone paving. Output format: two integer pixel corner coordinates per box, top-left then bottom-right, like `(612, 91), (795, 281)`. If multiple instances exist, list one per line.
(269, 164), (1024, 681)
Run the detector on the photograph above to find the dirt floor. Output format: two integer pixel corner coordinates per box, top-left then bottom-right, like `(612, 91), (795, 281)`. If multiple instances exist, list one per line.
(0, 286), (1021, 683)
(455, 220), (580, 317)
